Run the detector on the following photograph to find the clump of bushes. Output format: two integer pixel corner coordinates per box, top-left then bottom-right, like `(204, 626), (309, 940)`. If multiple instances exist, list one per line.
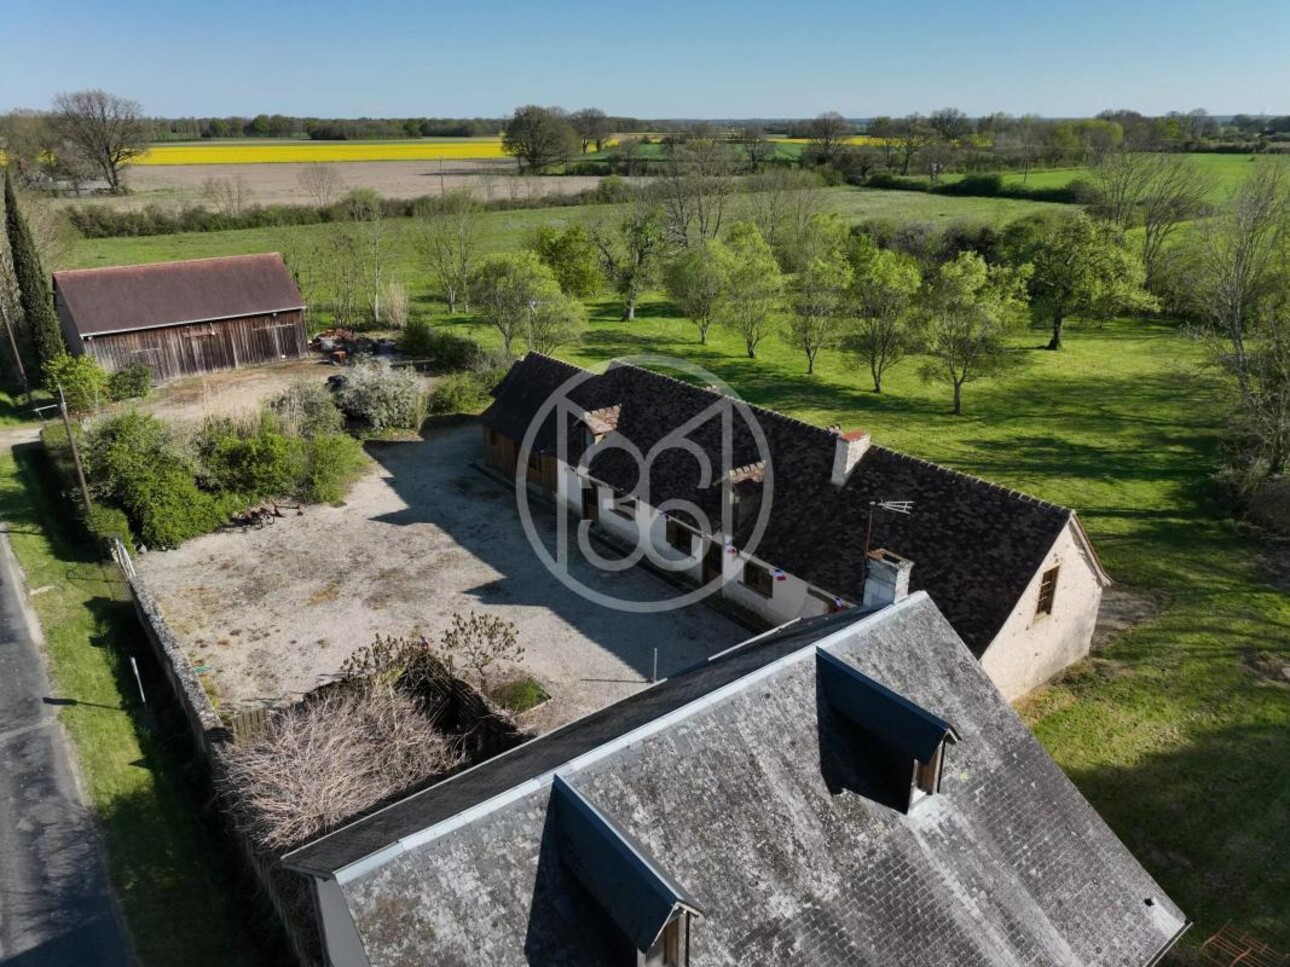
(43, 355), (109, 415)
(107, 363), (153, 402)
(75, 381), (369, 548)
(82, 411), (237, 549)
(337, 363), (428, 430)
(426, 366), (506, 416)
(399, 320), (488, 371)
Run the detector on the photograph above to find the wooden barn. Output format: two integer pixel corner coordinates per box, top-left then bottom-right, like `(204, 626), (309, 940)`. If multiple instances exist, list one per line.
(53, 253), (307, 382)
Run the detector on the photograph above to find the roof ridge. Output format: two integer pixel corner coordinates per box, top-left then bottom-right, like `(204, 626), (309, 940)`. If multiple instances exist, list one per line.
(606, 360), (836, 442)
(869, 445), (1071, 514)
(54, 251), (285, 278)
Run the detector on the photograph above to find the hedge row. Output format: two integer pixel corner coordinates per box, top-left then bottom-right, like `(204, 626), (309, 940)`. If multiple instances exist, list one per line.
(865, 172), (1090, 204)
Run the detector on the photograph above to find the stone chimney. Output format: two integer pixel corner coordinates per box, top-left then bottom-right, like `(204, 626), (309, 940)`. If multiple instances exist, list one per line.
(863, 549), (913, 609)
(830, 429), (871, 486)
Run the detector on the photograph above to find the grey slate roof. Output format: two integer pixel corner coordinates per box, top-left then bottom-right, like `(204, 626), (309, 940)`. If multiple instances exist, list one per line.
(480, 353), (1101, 655)
(295, 595), (1186, 966)
(53, 253), (304, 336)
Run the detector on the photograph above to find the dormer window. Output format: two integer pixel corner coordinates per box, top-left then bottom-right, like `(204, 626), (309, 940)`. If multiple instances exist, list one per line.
(665, 518), (692, 553)
(817, 648), (959, 813)
(551, 776), (702, 966)
(612, 491), (637, 520)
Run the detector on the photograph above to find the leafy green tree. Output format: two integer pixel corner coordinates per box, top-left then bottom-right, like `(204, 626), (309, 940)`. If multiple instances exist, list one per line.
(844, 238), (922, 392)
(589, 204), (666, 321)
(502, 106), (578, 173)
(785, 252), (851, 373)
(917, 252), (1031, 415)
(663, 242), (728, 344)
(1029, 212), (1157, 349)
(715, 223), (783, 359)
(468, 252), (563, 354)
(530, 225), (603, 298)
(43, 354), (107, 414)
(3, 169), (66, 374)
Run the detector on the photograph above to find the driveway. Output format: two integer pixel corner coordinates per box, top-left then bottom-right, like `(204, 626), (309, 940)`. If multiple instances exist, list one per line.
(0, 531), (131, 966)
(135, 421), (749, 732)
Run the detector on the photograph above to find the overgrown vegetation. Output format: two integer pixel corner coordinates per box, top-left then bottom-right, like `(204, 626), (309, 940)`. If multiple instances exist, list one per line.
(336, 363), (428, 430)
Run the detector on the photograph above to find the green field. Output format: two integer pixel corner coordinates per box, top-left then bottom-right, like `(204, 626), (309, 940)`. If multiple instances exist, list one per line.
(69, 186), (1066, 274)
(928, 152), (1263, 204)
(55, 183), (1290, 948)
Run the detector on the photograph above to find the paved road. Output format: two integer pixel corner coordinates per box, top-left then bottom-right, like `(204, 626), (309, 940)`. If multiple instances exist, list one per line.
(0, 530), (132, 966)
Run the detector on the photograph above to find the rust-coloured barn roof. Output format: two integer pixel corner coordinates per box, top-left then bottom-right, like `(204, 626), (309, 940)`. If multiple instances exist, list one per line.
(53, 253), (304, 337)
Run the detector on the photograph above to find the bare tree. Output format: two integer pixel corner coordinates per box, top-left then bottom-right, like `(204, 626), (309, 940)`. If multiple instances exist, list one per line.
(808, 111), (852, 165)
(928, 107), (971, 142)
(416, 190), (481, 313)
(742, 168), (828, 270)
(1139, 154), (1214, 285)
(202, 175), (253, 216)
(1189, 161), (1290, 402)
(344, 190), (393, 324)
(441, 612), (524, 695)
(740, 126), (774, 172)
(1088, 148), (1157, 234)
(50, 89), (148, 193)
(296, 163), (344, 207)
(658, 129), (738, 246)
(895, 114), (935, 175)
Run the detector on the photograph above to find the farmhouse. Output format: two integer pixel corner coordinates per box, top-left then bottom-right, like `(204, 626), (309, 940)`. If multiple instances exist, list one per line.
(481, 353), (1110, 700)
(285, 594), (1188, 966)
(53, 253), (307, 382)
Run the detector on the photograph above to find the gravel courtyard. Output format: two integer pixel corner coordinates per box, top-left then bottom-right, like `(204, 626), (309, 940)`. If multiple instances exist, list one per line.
(135, 421), (747, 732)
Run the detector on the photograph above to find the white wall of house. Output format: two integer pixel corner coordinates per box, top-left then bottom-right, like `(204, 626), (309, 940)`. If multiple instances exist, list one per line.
(979, 519), (1104, 701)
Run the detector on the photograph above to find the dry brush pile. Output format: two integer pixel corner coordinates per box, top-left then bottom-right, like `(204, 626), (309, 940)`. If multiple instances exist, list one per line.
(217, 637), (465, 853)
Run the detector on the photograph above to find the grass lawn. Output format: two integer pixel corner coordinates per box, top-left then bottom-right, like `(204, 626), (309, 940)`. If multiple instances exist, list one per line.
(0, 445), (284, 966)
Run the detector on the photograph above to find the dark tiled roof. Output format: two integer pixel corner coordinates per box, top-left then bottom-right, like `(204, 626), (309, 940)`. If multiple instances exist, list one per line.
(481, 353), (1085, 654)
(53, 253), (304, 336)
(326, 596), (1187, 967)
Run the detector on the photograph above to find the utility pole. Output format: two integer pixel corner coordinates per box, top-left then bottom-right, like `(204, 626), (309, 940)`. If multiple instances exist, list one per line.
(57, 384), (93, 518)
(0, 299), (33, 407)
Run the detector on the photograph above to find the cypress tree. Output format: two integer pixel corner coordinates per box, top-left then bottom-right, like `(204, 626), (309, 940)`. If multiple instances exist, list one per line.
(3, 169), (66, 377)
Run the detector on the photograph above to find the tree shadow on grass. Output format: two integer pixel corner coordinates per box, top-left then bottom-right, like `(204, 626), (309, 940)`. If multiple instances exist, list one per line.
(1064, 721), (1290, 952)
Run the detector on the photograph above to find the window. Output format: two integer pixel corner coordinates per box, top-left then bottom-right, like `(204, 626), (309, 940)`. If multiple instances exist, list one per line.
(742, 560), (774, 598)
(665, 519), (691, 553)
(486, 428), (499, 446)
(611, 491), (637, 519)
(527, 450), (543, 472)
(1036, 566), (1059, 617)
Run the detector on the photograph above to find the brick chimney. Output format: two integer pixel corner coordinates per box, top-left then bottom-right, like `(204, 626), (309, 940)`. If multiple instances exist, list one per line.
(830, 429), (871, 486)
(863, 548), (913, 609)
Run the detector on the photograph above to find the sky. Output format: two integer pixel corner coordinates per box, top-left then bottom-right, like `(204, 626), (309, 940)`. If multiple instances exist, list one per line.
(2, 0), (1288, 119)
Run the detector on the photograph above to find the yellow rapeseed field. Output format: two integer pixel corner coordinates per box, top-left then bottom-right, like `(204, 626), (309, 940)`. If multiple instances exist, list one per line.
(131, 139), (509, 165)
(772, 135), (887, 146)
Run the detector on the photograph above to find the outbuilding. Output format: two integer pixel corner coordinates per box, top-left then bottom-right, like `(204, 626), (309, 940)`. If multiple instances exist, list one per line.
(53, 252), (307, 382)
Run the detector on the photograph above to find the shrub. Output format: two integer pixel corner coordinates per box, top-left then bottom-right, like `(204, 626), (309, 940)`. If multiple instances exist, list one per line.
(301, 433), (368, 504)
(200, 417), (304, 498)
(268, 380), (344, 437)
(489, 676), (549, 713)
(107, 363), (153, 402)
(44, 355), (109, 415)
(337, 363), (427, 430)
(399, 321), (486, 371)
(86, 504), (135, 553)
(426, 367), (505, 416)
(84, 411), (233, 548)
